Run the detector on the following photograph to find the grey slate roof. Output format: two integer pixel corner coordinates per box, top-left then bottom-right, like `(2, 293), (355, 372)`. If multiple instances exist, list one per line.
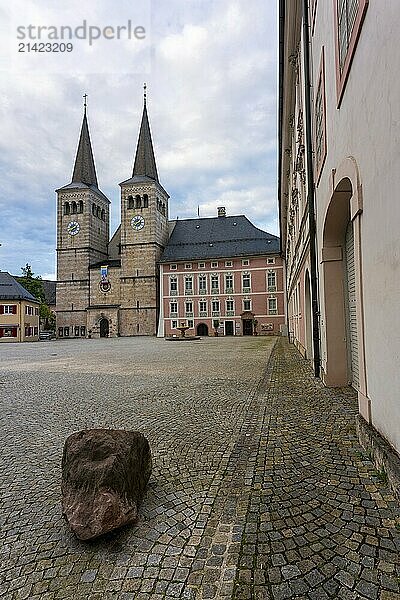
(90, 259), (121, 269)
(72, 111), (98, 186)
(42, 280), (56, 306)
(0, 272), (39, 302)
(160, 216), (280, 262)
(132, 104), (159, 182)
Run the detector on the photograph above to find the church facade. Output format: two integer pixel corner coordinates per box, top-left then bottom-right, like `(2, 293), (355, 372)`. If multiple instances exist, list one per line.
(56, 98), (282, 338)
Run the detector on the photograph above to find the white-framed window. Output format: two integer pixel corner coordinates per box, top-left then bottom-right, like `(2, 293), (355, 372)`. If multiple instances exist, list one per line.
(242, 259), (250, 266)
(185, 276), (193, 294)
(211, 274), (219, 293)
(169, 276), (178, 295)
(267, 271), (277, 292)
(4, 305), (15, 314)
(185, 263), (192, 269)
(199, 300), (208, 316)
(267, 257), (275, 265)
(198, 274), (207, 294)
(226, 299), (234, 315)
(170, 301), (178, 317)
(198, 262), (205, 269)
(171, 320), (178, 329)
(187, 319), (194, 328)
(170, 264), (177, 270)
(211, 261), (218, 268)
(242, 272), (251, 291)
(268, 297), (278, 315)
(225, 273), (233, 292)
(225, 260), (233, 267)
(243, 298), (251, 311)
(185, 301), (193, 316)
(212, 300), (220, 316)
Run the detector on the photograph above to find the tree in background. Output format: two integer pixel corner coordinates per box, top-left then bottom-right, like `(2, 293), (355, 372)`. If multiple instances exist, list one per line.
(16, 264), (55, 331)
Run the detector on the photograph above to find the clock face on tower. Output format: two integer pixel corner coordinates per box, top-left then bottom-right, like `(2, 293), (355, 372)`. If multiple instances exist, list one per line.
(131, 215), (145, 231)
(67, 220), (80, 236)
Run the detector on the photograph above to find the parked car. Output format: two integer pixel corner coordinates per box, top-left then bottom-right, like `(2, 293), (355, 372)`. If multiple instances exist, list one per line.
(39, 331), (55, 341)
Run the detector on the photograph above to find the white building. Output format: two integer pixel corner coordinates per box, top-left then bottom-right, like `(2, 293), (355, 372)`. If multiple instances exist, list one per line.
(279, 0), (400, 496)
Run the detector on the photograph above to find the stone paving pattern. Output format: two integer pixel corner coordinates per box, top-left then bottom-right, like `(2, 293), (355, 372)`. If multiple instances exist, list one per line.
(0, 336), (399, 599)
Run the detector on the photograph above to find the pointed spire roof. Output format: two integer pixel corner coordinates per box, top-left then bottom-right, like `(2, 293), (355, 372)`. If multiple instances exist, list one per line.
(71, 101), (98, 187)
(132, 88), (159, 182)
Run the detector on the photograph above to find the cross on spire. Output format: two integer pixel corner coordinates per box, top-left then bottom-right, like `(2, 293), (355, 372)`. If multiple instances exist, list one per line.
(83, 93), (88, 113)
(143, 83), (147, 106)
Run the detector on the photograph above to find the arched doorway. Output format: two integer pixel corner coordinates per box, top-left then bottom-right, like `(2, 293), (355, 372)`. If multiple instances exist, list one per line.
(197, 323), (209, 336)
(321, 169), (363, 390)
(304, 270), (312, 360)
(99, 318), (109, 338)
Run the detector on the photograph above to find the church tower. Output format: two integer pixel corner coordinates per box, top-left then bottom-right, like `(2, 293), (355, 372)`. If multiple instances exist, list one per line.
(119, 88), (169, 335)
(56, 99), (110, 337)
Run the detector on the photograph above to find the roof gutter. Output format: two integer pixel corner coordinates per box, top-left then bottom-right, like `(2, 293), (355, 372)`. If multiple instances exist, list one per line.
(277, 0), (285, 258)
(302, 0), (321, 378)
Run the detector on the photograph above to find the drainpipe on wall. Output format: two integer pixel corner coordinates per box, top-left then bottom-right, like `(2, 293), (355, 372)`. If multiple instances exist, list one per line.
(302, 0), (321, 378)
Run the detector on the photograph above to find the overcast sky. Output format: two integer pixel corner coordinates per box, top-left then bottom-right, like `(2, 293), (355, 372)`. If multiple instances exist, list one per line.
(0, 0), (277, 280)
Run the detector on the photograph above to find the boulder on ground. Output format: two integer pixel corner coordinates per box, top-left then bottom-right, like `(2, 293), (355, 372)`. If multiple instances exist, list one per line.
(61, 428), (152, 540)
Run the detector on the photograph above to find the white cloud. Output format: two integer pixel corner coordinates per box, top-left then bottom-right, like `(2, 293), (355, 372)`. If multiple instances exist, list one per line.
(0, 0), (278, 276)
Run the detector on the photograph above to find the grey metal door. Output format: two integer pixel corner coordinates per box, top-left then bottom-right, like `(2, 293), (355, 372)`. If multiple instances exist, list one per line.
(345, 221), (359, 388)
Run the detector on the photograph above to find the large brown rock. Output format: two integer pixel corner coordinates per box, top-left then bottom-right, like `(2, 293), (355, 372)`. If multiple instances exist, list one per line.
(61, 429), (152, 540)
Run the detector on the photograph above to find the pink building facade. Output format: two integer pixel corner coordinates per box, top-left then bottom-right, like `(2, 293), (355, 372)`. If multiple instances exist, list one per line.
(157, 212), (285, 337)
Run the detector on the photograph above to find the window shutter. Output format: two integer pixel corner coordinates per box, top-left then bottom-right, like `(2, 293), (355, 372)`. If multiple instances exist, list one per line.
(12, 305), (17, 314)
(0, 328), (3, 337)
(0, 305), (4, 314)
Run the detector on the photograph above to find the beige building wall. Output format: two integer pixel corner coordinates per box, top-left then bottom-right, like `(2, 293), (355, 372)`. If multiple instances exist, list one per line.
(0, 300), (39, 343)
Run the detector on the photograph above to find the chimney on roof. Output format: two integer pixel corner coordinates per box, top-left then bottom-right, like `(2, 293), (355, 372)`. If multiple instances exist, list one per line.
(217, 206), (226, 217)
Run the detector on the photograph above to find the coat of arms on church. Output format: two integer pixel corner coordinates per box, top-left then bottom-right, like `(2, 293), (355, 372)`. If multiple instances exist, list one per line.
(99, 266), (111, 293)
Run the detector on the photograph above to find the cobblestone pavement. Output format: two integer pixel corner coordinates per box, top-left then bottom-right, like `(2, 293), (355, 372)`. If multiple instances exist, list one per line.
(0, 336), (399, 600)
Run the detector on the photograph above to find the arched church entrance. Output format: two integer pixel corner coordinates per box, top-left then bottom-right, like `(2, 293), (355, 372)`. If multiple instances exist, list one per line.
(322, 170), (362, 389)
(99, 318), (109, 338)
(197, 323), (209, 336)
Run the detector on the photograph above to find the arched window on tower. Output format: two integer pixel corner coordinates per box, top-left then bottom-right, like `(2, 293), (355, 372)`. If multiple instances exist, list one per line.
(128, 195), (134, 209)
(92, 203), (96, 216)
(135, 195), (141, 209)
(96, 206), (101, 218)
(78, 200), (84, 214)
(156, 198), (160, 212)
(143, 194), (149, 208)
(101, 209), (105, 221)
(71, 201), (77, 214)
(162, 203), (166, 215)
(64, 202), (70, 215)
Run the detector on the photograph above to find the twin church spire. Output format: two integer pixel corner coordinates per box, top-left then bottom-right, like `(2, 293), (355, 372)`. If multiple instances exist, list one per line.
(71, 87), (159, 188)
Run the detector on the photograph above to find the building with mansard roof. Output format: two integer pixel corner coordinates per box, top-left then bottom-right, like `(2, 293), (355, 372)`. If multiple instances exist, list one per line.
(0, 271), (40, 342)
(56, 94), (284, 339)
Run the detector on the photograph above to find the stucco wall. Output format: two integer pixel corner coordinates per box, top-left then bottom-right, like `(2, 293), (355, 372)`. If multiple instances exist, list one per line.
(312, 2), (400, 452)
